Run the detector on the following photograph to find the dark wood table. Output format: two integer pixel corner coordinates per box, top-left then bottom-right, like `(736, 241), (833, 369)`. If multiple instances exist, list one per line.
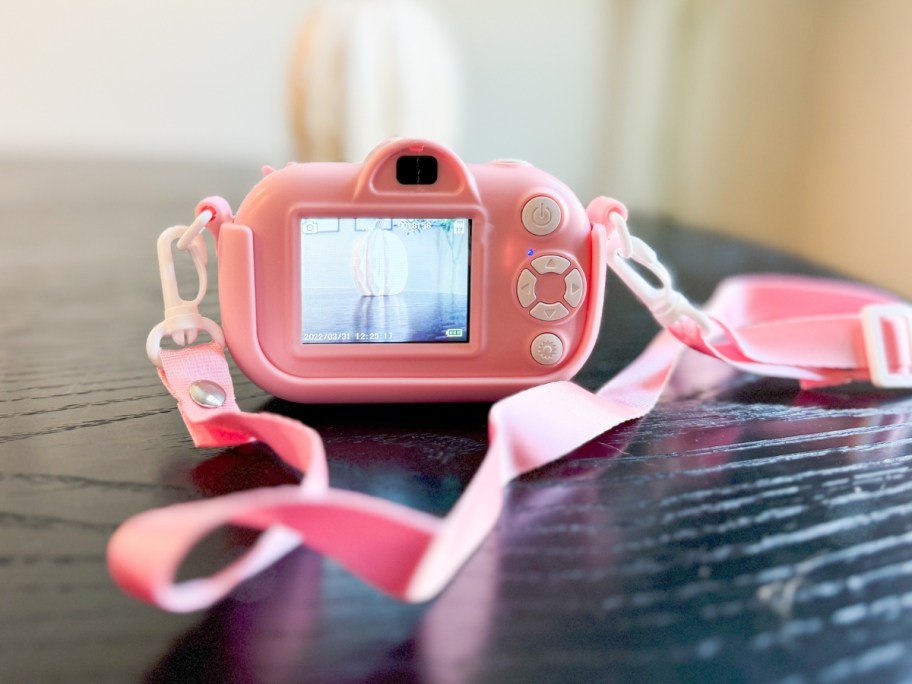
(3, 160), (912, 683)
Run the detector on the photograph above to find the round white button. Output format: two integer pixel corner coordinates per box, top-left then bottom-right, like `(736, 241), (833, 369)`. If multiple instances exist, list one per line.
(522, 196), (561, 236)
(531, 333), (564, 365)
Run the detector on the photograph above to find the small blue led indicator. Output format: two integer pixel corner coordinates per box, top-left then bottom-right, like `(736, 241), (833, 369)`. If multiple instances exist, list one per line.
(526, 248), (534, 257)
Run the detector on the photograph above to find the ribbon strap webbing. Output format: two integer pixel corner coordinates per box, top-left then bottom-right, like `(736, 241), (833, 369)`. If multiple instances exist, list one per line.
(107, 273), (912, 613)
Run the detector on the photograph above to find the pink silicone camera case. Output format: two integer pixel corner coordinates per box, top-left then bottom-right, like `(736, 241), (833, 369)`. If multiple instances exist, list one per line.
(207, 139), (608, 402)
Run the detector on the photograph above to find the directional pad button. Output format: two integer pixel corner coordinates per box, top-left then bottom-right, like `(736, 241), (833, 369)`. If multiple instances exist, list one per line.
(516, 253), (586, 321)
(563, 269), (584, 307)
(530, 301), (570, 321)
(531, 255), (570, 275)
(516, 269), (537, 308)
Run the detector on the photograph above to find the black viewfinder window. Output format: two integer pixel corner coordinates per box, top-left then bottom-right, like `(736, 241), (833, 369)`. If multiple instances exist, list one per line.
(396, 155), (438, 185)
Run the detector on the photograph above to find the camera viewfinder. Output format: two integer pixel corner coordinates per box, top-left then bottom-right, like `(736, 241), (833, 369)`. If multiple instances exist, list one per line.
(396, 155), (438, 185)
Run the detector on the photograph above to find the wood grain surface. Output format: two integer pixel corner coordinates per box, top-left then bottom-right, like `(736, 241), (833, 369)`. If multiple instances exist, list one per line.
(2, 161), (912, 683)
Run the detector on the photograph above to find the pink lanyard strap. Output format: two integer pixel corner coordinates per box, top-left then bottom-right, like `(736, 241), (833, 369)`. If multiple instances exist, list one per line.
(108, 341), (657, 612)
(108, 215), (912, 613)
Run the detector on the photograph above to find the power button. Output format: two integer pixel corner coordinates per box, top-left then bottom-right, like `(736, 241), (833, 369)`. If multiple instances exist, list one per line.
(522, 196), (562, 236)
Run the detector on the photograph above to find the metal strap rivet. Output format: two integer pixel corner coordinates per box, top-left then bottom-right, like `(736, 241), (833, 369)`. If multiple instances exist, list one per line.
(188, 380), (226, 408)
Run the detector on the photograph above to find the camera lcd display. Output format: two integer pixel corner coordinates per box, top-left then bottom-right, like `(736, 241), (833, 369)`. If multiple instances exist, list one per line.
(300, 217), (471, 344)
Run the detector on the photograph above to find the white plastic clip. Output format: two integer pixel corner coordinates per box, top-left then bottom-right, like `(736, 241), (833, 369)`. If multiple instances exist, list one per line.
(861, 303), (912, 388)
(607, 213), (713, 334)
(146, 211), (225, 367)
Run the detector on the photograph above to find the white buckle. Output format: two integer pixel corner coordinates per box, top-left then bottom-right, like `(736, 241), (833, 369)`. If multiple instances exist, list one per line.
(861, 303), (912, 388)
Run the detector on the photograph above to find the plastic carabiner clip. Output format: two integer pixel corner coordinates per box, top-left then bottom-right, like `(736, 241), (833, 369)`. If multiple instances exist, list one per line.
(606, 213), (713, 335)
(146, 211), (225, 367)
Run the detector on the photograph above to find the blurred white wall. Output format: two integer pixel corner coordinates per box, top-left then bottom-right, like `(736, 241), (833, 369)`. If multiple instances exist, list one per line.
(0, 0), (609, 200)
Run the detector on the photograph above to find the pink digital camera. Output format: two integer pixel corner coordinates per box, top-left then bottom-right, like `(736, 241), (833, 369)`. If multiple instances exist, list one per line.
(199, 139), (609, 402)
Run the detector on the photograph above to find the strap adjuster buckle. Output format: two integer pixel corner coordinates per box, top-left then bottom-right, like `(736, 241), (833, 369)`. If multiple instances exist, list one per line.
(861, 303), (912, 388)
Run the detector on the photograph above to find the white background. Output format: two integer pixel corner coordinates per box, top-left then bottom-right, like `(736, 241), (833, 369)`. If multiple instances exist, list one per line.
(0, 0), (608, 200)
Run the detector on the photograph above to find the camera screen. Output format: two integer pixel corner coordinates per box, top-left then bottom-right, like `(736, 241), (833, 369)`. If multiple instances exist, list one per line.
(299, 217), (471, 344)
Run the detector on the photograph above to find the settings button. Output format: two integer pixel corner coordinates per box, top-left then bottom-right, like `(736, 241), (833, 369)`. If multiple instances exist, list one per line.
(531, 333), (564, 366)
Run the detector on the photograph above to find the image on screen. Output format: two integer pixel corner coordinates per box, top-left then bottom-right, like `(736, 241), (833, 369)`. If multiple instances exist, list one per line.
(300, 217), (471, 344)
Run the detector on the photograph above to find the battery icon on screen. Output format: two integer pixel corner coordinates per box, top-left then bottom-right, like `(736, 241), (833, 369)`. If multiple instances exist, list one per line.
(445, 328), (463, 337)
